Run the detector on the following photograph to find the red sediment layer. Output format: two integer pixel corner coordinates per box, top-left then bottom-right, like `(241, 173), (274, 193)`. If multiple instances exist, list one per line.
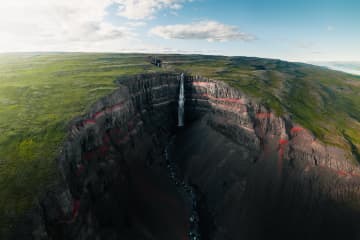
(212, 102), (247, 113)
(59, 199), (81, 224)
(291, 126), (304, 135)
(82, 100), (128, 127)
(256, 113), (273, 119)
(192, 81), (214, 87)
(279, 139), (289, 145)
(216, 97), (245, 104)
(81, 120), (138, 162)
(337, 170), (348, 176)
(70, 199), (80, 222)
(93, 110), (105, 120)
(304, 155), (360, 178)
(191, 93), (245, 104)
(83, 119), (96, 125)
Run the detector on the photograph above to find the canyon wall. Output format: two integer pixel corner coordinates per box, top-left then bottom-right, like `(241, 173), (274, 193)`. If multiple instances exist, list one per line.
(12, 73), (360, 240)
(174, 75), (360, 240)
(14, 73), (190, 240)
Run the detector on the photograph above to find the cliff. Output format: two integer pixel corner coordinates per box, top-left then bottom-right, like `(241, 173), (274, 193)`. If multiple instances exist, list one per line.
(175, 75), (360, 240)
(12, 73), (360, 240)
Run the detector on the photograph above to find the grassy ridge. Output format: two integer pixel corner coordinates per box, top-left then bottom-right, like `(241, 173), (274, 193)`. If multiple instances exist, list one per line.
(0, 53), (359, 236)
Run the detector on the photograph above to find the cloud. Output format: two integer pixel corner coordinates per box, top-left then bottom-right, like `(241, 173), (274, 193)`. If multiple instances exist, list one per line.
(114, 0), (190, 20)
(150, 21), (255, 42)
(0, 0), (138, 52)
(125, 21), (147, 27)
(0, 0), (198, 52)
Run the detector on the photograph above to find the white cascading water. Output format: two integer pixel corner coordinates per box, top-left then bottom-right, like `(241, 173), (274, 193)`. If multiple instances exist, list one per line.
(178, 73), (185, 127)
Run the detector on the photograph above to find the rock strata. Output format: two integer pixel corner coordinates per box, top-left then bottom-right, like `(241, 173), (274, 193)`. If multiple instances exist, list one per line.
(12, 73), (360, 240)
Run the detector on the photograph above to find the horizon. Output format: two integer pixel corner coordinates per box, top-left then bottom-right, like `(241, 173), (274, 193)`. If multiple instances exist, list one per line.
(0, 0), (359, 62)
(0, 0), (360, 62)
(2, 50), (360, 62)
(2, 51), (360, 76)
(1, 50), (360, 64)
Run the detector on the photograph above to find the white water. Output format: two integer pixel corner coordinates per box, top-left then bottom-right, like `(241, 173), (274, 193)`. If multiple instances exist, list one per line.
(178, 73), (185, 127)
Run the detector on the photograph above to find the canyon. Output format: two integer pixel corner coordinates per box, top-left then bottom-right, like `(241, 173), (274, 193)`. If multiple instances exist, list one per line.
(12, 72), (360, 240)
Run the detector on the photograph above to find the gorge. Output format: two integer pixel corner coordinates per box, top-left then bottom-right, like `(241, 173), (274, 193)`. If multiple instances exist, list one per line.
(12, 72), (360, 240)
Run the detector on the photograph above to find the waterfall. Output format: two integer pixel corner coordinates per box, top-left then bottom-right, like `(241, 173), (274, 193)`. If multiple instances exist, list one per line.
(178, 73), (185, 127)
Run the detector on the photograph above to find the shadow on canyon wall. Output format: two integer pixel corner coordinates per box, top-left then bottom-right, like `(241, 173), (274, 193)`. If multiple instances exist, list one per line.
(12, 73), (360, 240)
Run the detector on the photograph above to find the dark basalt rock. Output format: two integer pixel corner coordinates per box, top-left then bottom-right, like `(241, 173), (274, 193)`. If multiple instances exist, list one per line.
(13, 73), (360, 240)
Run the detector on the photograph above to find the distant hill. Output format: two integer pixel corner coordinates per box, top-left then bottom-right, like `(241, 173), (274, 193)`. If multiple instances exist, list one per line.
(311, 61), (360, 76)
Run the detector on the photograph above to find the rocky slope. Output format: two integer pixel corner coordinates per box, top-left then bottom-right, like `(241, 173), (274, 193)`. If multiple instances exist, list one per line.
(13, 73), (360, 240)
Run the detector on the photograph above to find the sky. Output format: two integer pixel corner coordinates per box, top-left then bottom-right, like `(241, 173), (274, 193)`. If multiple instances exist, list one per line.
(0, 0), (359, 62)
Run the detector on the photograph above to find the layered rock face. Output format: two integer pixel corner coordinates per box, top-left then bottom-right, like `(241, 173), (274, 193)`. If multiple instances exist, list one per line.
(14, 73), (360, 240)
(173, 75), (360, 240)
(15, 73), (192, 240)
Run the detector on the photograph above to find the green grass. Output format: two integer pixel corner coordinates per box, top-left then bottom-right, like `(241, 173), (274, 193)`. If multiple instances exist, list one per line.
(0, 53), (359, 237)
(0, 53), (164, 237)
